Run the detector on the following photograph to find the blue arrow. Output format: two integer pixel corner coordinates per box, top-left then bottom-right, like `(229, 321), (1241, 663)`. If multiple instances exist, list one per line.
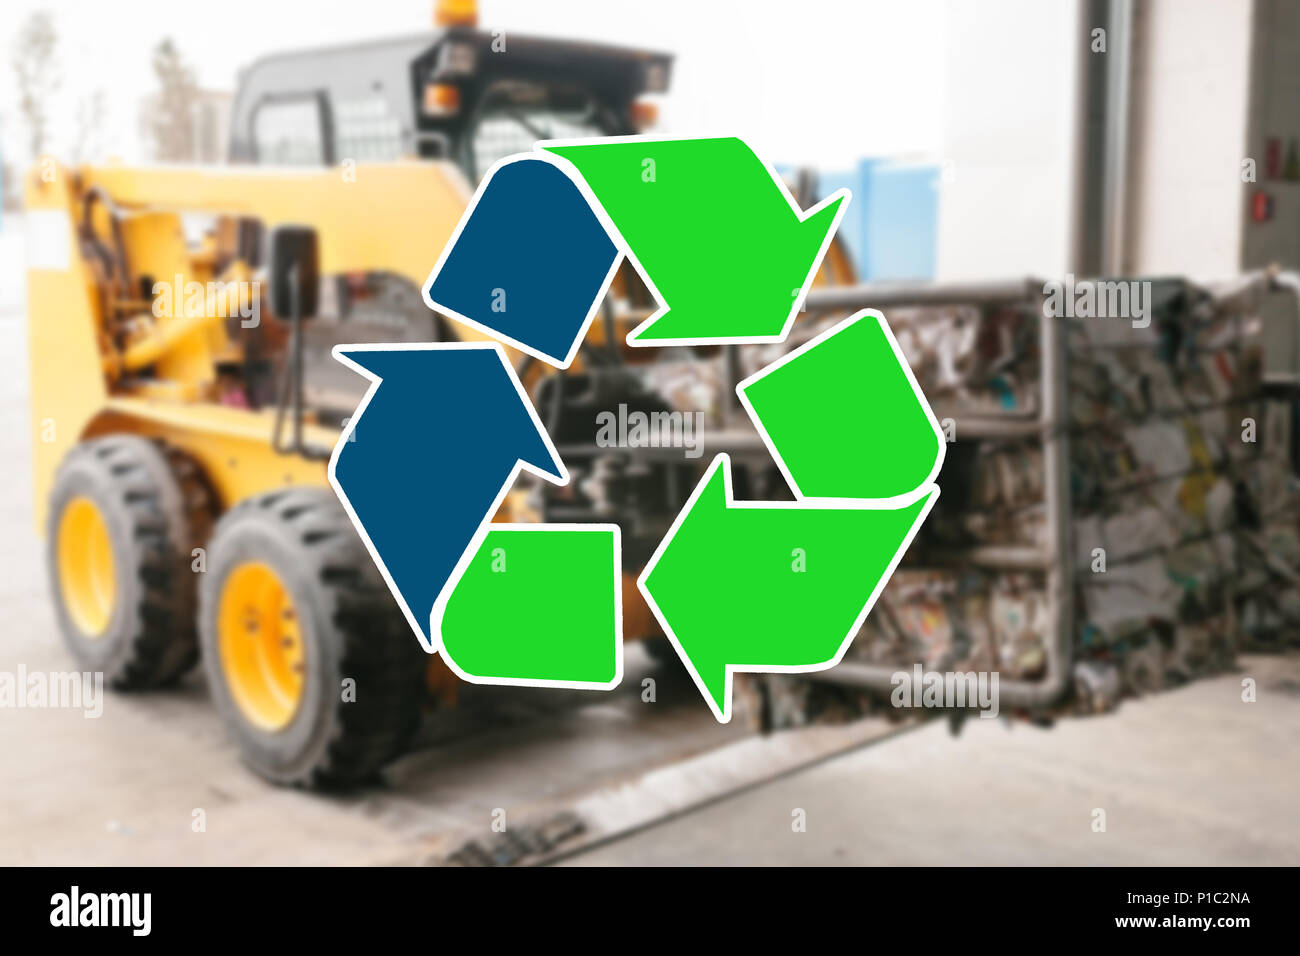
(424, 156), (621, 368)
(327, 343), (566, 649)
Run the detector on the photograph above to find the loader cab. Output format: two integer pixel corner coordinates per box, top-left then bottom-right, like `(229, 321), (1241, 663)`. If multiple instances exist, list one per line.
(225, 26), (671, 418)
(228, 28), (671, 185)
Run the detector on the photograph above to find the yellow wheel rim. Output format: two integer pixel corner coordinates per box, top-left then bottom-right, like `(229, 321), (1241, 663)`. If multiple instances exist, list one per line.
(56, 496), (117, 638)
(217, 562), (305, 732)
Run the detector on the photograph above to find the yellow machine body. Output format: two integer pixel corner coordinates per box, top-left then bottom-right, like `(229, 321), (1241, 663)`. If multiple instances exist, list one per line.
(25, 157), (854, 666)
(24, 160), (476, 526)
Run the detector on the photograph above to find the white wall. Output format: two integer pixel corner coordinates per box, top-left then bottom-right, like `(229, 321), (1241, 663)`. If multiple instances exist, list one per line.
(935, 0), (1081, 280)
(1126, 0), (1254, 278)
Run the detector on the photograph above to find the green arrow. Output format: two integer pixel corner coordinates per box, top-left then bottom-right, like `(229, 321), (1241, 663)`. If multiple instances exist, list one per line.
(434, 525), (622, 688)
(543, 136), (848, 345)
(738, 312), (945, 500)
(639, 456), (937, 722)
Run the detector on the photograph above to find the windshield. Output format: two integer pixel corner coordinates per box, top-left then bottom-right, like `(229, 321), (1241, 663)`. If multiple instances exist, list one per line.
(465, 80), (607, 180)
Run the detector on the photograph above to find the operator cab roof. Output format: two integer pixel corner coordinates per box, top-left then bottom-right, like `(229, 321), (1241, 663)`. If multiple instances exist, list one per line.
(229, 28), (672, 169)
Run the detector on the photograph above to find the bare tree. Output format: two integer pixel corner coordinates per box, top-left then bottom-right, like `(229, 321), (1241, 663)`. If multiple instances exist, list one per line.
(1, 160), (15, 211)
(71, 89), (107, 164)
(12, 10), (60, 160)
(0, 110), (15, 209)
(148, 38), (198, 161)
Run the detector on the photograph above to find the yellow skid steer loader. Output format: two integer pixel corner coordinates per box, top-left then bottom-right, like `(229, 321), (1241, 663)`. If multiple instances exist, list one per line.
(26, 8), (860, 786)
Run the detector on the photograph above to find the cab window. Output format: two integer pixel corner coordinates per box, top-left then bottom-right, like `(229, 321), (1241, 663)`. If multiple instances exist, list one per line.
(465, 81), (606, 180)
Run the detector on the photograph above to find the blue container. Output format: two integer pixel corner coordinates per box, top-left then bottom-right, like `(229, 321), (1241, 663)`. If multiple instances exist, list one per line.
(797, 158), (939, 282)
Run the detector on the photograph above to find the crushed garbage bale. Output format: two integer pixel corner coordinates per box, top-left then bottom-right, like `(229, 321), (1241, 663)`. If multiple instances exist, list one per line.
(758, 277), (1300, 723)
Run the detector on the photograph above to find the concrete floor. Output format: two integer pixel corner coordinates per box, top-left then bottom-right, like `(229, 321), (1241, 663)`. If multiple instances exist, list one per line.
(3, 217), (1299, 866)
(566, 654), (1300, 865)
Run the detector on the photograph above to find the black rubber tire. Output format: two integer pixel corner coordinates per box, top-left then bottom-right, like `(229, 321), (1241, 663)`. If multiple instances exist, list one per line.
(45, 436), (214, 689)
(198, 487), (425, 788)
(640, 635), (682, 668)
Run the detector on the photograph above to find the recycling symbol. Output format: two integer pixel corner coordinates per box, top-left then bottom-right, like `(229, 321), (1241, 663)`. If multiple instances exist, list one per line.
(329, 136), (944, 722)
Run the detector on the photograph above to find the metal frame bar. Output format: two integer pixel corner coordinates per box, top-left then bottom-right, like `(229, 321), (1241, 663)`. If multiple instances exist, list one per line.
(800, 278), (1076, 710)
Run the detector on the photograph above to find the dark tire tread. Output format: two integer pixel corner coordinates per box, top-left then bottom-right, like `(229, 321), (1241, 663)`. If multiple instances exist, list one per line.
(202, 488), (424, 788)
(47, 436), (214, 689)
